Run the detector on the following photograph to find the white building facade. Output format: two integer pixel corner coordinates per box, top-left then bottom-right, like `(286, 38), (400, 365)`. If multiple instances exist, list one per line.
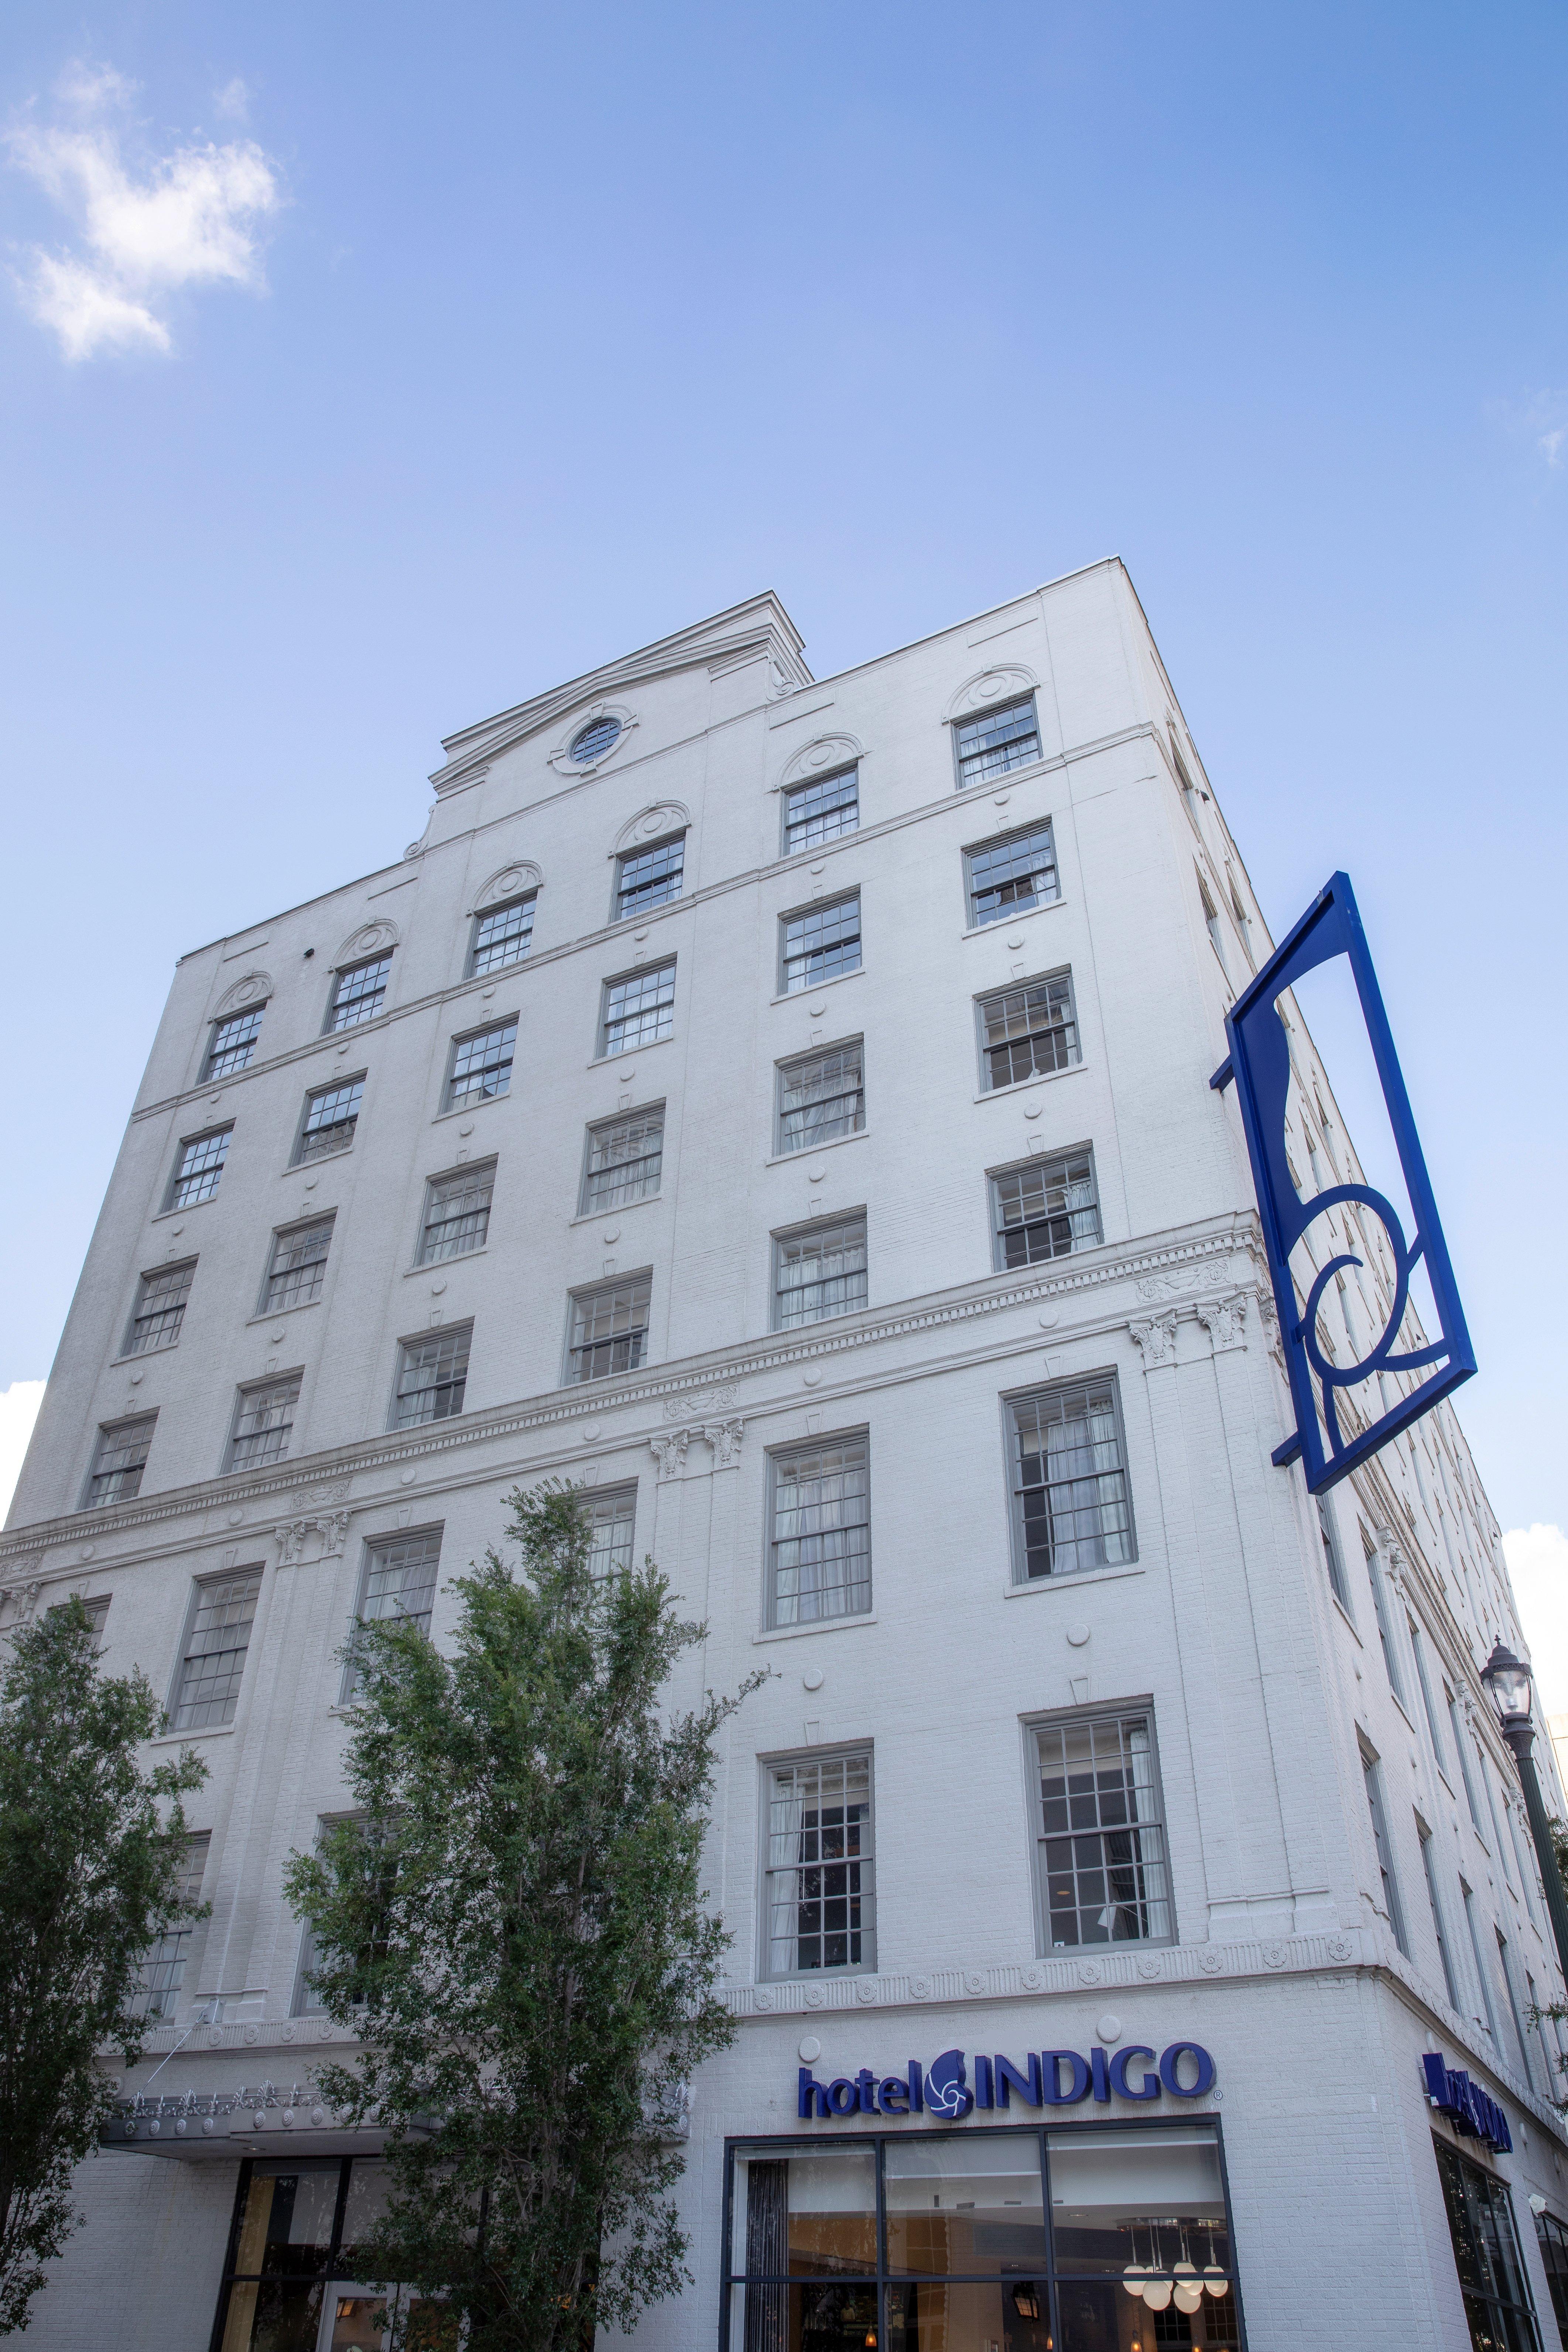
(6, 563), (1568, 2352)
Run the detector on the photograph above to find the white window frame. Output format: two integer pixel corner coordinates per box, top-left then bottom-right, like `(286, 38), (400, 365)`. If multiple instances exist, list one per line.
(564, 1274), (653, 1386)
(341, 1525), (444, 1701)
(123, 1261), (196, 1357)
(416, 1162), (496, 1266)
(988, 1148), (1101, 1272)
(467, 892), (537, 978)
(778, 892), (862, 996)
(771, 1213), (869, 1333)
(612, 831), (687, 923)
(1002, 1372), (1136, 1583)
(598, 960), (677, 1060)
(775, 1040), (866, 1157)
(259, 1215), (335, 1317)
(167, 1567), (264, 1733)
(585, 1484), (639, 1580)
(291, 1075), (365, 1166)
(579, 1107), (666, 1217)
(165, 1125), (233, 1211)
(1027, 1702), (1173, 1956)
(202, 1004), (266, 1083)
(758, 1745), (876, 1981)
(975, 969), (1081, 1094)
(389, 1324), (472, 1430)
(764, 1430), (872, 1631)
(781, 766), (860, 857)
(323, 952), (393, 1035)
(83, 1414), (157, 1510)
(951, 693), (1042, 791)
(224, 1372), (303, 1474)
(963, 819), (1060, 930)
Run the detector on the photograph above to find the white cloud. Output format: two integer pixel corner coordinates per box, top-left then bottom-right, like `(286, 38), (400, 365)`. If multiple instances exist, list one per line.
(1503, 1525), (1568, 1716)
(213, 78), (250, 123)
(1542, 427), (1566, 471)
(6, 61), (280, 360)
(0, 1380), (45, 1524)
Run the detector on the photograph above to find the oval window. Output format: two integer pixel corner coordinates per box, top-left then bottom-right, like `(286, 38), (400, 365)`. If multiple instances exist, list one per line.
(570, 715), (622, 764)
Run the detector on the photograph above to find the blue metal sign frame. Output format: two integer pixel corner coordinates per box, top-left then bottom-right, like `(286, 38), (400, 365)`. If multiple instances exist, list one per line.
(1211, 871), (1474, 1495)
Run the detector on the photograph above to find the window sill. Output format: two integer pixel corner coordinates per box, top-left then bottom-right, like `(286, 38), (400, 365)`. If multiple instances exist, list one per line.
(1330, 1594), (1362, 1643)
(766, 1127), (869, 1169)
(1004, 1563), (1144, 1598)
(570, 1197), (663, 1229)
(589, 1034), (675, 1071)
(431, 1091), (510, 1129)
(150, 1199), (218, 1226)
(974, 1060), (1089, 1106)
(110, 1344), (179, 1368)
(403, 1246), (490, 1276)
(149, 1724), (236, 1748)
(246, 1299), (322, 1327)
(963, 896), (1067, 943)
(771, 967), (865, 1009)
(284, 1146), (354, 1176)
(955, 752), (1053, 794)
(754, 1613), (876, 1645)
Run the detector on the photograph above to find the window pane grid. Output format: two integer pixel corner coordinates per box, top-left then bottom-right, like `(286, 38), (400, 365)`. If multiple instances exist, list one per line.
(602, 962), (675, 1056)
(1036, 1713), (1170, 1948)
(418, 1166), (494, 1263)
(778, 1045), (865, 1153)
(968, 823), (1059, 926)
(770, 1439), (871, 1627)
(295, 1078), (363, 1162)
(980, 975), (1079, 1090)
(446, 1020), (516, 1111)
(204, 1007), (263, 1080)
(470, 894), (535, 976)
(1010, 1381), (1132, 1579)
(587, 1488), (637, 1579)
(766, 1753), (874, 1975)
(583, 1111), (665, 1213)
(993, 1153), (1100, 1269)
(782, 895), (862, 994)
(170, 1128), (231, 1208)
(616, 835), (685, 919)
(126, 1262), (194, 1355)
(784, 769), (859, 854)
(171, 1572), (261, 1731)
(344, 1530), (443, 1698)
(87, 1416), (155, 1507)
(264, 1219), (334, 1312)
(956, 696), (1041, 787)
(393, 1328), (470, 1427)
(327, 955), (391, 1032)
(130, 1833), (210, 2019)
(569, 1278), (651, 1382)
(775, 1218), (868, 1330)
(572, 714), (621, 762)
(227, 1375), (302, 1471)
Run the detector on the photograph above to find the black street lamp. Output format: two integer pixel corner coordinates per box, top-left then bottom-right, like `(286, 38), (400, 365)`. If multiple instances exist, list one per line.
(1479, 1640), (1568, 1990)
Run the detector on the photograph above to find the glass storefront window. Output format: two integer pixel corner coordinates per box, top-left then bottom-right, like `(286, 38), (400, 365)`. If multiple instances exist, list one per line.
(215, 2159), (446, 2352)
(723, 2122), (1237, 2352)
(1434, 2139), (1542, 2352)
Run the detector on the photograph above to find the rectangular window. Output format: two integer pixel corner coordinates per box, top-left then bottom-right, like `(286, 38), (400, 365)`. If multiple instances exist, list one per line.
(763, 1751), (874, 1976)
(776, 1042), (865, 1155)
(1317, 1496), (1351, 1612)
(1535, 2207), (1568, 2352)
(1449, 1690), (1486, 1832)
(1507, 1803), (1542, 1928)
(1434, 2141), (1541, 2352)
(261, 1217), (334, 1314)
(978, 972), (1079, 1091)
(991, 1150), (1100, 1270)
(1365, 1545), (1407, 1706)
(615, 833), (685, 920)
(965, 821), (1060, 927)
(1034, 1710), (1171, 1949)
(84, 1415), (155, 1508)
(581, 1108), (665, 1214)
(1481, 1753), (1517, 1889)
(1463, 1879), (1503, 2045)
(124, 1261), (195, 1356)
(773, 1216), (868, 1331)
(293, 1076), (363, 1164)
(326, 953), (391, 1032)
(469, 893), (535, 977)
(954, 694), (1040, 788)
(586, 1486), (638, 1580)
(767, 1437), (871, 1628)
(1406, 1613), (1449, 1770)
(567, 1276), (651, 1383)
(445, 1018), (516, 1112)
(49, 1593), (110, 1644)
(130, 1832), (210, 2019)
(600, 960), (675, 1057)
(203, 1006), (264, 1081)
(1199, 877), (1229, 975)
(783, 768), (859, 855)
(1007, 1377), (1134, 1582)
(1419, 1815), (1462, 2009)
(1497, 1927), (1538, 2090)
(170, 1569), (262, 1731)
(167, 1126), (232, 1210)
(226, 1374), (302, 1471)
(391, 1326), (471, 1428)
(781, 893), (861, 994)
(417, 1163), (494, 1264)
(1361, 1743), (1409, 1955)
(342, 1528), (442, 1699)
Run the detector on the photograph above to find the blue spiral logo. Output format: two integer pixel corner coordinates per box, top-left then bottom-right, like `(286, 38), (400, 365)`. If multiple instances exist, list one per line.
(924, 2048), (973, 2119)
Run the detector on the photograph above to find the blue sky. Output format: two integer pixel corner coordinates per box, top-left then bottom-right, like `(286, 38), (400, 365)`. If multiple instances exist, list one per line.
(2, 4), (1564, 1599)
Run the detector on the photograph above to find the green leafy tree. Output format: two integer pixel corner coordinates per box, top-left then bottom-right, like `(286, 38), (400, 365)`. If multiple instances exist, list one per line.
(284, 1485), (762, 2352)
(0, 1597), (208, 2335)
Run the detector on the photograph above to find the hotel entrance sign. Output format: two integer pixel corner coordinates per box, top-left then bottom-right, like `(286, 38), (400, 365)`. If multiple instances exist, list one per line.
(1212, 871), (1474, 1495)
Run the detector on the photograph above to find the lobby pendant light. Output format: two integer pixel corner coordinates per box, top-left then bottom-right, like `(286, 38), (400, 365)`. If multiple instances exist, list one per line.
(1141, 2277), (1174, 2311)
(1172, 2262), (1203, 2315)
(1204, 2266), (1230, 2298)
(1121, 2264), (1147, 2298)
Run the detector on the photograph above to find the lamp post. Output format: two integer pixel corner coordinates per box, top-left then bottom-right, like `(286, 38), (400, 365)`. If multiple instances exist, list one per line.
(1479, 1640), (1568, 1990)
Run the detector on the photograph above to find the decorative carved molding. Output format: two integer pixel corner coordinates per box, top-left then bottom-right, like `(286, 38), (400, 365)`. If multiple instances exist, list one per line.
(777, 732), (863, 792)
(1135, 1266), (1228, 1304)
(649, 1430), (689, 1482)
(472, 862), (542, 912)
(214, 971), (273, 1019)
(1195, 1293), (1248, 1353)
(705, 1418), (744, 1468)
(548, 701), (639, 780)
(664, 1384), (738, 1422)
(332, 919), (398, 968)
(274, 1512), (352, 1566)
(943, 664), (1039, 723)
(1129, 1312), (1178, 1369)
(0, 1577), (44, 1628)
(612, 801), (691, 857)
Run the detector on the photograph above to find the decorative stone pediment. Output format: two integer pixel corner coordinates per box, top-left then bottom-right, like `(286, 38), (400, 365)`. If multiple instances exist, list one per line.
(778, 733), (863, 792)
(472, 861), (542, 912)
(214, 971), (272, 1019)
(549, 702), (639, 781)
(612, 802), (690, 856)
(944, 664), (1038, 723)
(332, 919), (398, 968)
